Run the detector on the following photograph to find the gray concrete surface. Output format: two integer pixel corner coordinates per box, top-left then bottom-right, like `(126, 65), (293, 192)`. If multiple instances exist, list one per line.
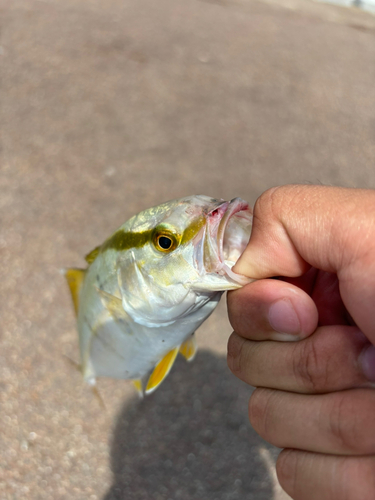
(1, 0), (374, 498)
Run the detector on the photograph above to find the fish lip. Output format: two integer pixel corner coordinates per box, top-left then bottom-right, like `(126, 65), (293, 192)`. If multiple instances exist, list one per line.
(216, 198), (250, 263)
(202, 198), (252, 283)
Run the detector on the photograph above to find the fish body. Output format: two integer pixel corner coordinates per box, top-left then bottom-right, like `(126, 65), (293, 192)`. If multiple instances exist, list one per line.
(66, 195), (252, 394)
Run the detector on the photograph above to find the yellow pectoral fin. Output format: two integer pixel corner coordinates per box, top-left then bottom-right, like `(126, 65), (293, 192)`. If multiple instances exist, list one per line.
(133, 379), (144, 398)
(95, 287), (128, 322)
(145, 347), (180, 394)
(179, 335), (197, 362)
(65, 268), (86, 316)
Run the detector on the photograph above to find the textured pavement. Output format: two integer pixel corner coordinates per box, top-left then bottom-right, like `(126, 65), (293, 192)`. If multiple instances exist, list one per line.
(1, 0), (375, 498)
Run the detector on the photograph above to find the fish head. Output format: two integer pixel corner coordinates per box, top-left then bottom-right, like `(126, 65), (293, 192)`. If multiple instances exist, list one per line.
(111, 195), (253, 327)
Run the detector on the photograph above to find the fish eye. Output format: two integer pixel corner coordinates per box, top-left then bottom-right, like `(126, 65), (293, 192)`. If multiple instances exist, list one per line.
(158, 236), (173, 250)
(152, 228), (179, 253)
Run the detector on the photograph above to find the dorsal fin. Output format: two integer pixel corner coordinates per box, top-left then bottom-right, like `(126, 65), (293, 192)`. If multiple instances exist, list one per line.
(85, 245), (101, 264)
(65, 268), (86, 315)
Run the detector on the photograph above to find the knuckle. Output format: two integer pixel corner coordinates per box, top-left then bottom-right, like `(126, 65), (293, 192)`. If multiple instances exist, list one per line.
(253, 186), (284, 222)
(292, 338), (329, 393)
(278, 451), (375, 500)
(227, 334), (260, 386)
(248, 388), (274, 440)
(227, 333), (246, 377)
(276, 449), (299, 496)
(227, 290), (252, 337)
(329, 390), (375, 454)
(328, 392), (354, 451)
(339, 457), (375, 500)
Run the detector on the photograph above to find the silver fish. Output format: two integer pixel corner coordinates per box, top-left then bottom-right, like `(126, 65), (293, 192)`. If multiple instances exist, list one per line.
(66, 195), (252, 395)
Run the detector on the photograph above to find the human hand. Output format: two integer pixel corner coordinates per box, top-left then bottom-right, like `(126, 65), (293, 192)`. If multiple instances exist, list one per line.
(227, 185), (375, 500)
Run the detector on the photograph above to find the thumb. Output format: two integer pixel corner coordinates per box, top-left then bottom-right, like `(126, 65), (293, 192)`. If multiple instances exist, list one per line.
(233, 185), (375, 339)
(234, 185), (375, 278)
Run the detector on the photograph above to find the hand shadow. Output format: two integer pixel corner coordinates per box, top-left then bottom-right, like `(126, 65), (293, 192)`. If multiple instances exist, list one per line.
(104, 350), (280, 500)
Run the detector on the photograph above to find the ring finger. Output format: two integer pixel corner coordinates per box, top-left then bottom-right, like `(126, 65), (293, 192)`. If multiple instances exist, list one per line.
(276, 449), (375, 500)
(249, 387), (375, 456)
(227, 325), (373, 393)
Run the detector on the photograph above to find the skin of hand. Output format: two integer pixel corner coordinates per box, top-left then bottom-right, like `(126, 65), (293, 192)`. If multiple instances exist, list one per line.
(226, 185), (375, 500)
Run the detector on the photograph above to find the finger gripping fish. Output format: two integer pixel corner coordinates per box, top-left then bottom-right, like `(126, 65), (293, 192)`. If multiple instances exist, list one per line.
(66, 195), (252, 396)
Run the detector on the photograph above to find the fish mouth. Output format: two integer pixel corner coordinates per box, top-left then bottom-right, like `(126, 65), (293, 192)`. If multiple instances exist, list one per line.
(202, 198), (252, 285)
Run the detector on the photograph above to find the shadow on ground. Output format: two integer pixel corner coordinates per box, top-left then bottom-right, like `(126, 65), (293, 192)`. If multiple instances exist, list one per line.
(104, 351), (279, 500)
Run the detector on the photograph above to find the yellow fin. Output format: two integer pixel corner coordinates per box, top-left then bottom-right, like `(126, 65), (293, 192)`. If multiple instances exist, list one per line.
(145, 346), (179, 394)
(133, 379), (144, 398)
(65, 268), (86, 316)
(95, 287), (128, 322)
(179, 335), (197, 362)
(85, 245), (101, 264)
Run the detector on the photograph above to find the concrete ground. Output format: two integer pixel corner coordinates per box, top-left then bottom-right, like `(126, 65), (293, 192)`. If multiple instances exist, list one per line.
(1, 0), (374, 498)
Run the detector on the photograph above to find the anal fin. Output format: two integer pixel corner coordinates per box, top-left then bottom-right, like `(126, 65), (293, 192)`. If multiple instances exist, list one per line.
(145, 346), (179, 394)
(65, 268), (86, 316)
(179, 335), (197, 362)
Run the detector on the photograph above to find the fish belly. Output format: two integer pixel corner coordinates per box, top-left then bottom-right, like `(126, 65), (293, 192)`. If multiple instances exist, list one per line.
(83, 295), (220, 381)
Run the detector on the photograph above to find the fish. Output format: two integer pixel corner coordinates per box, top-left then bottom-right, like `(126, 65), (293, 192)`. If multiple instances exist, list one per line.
(65, 195), (253, 396)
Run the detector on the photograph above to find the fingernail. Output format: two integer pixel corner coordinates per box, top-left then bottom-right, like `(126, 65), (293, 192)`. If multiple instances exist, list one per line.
(268, 299), (301, 340)
(360, 344), (375, 382)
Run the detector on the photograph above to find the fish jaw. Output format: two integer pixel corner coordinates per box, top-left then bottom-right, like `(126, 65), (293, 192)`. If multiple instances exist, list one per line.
(192, 198), (253, 289)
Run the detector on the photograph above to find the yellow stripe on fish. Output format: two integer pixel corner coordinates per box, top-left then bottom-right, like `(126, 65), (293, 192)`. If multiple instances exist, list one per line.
(85, 217), (206, 266)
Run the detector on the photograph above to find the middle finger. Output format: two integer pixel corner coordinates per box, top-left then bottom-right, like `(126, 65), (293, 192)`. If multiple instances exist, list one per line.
(227, 325), (373, 393)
